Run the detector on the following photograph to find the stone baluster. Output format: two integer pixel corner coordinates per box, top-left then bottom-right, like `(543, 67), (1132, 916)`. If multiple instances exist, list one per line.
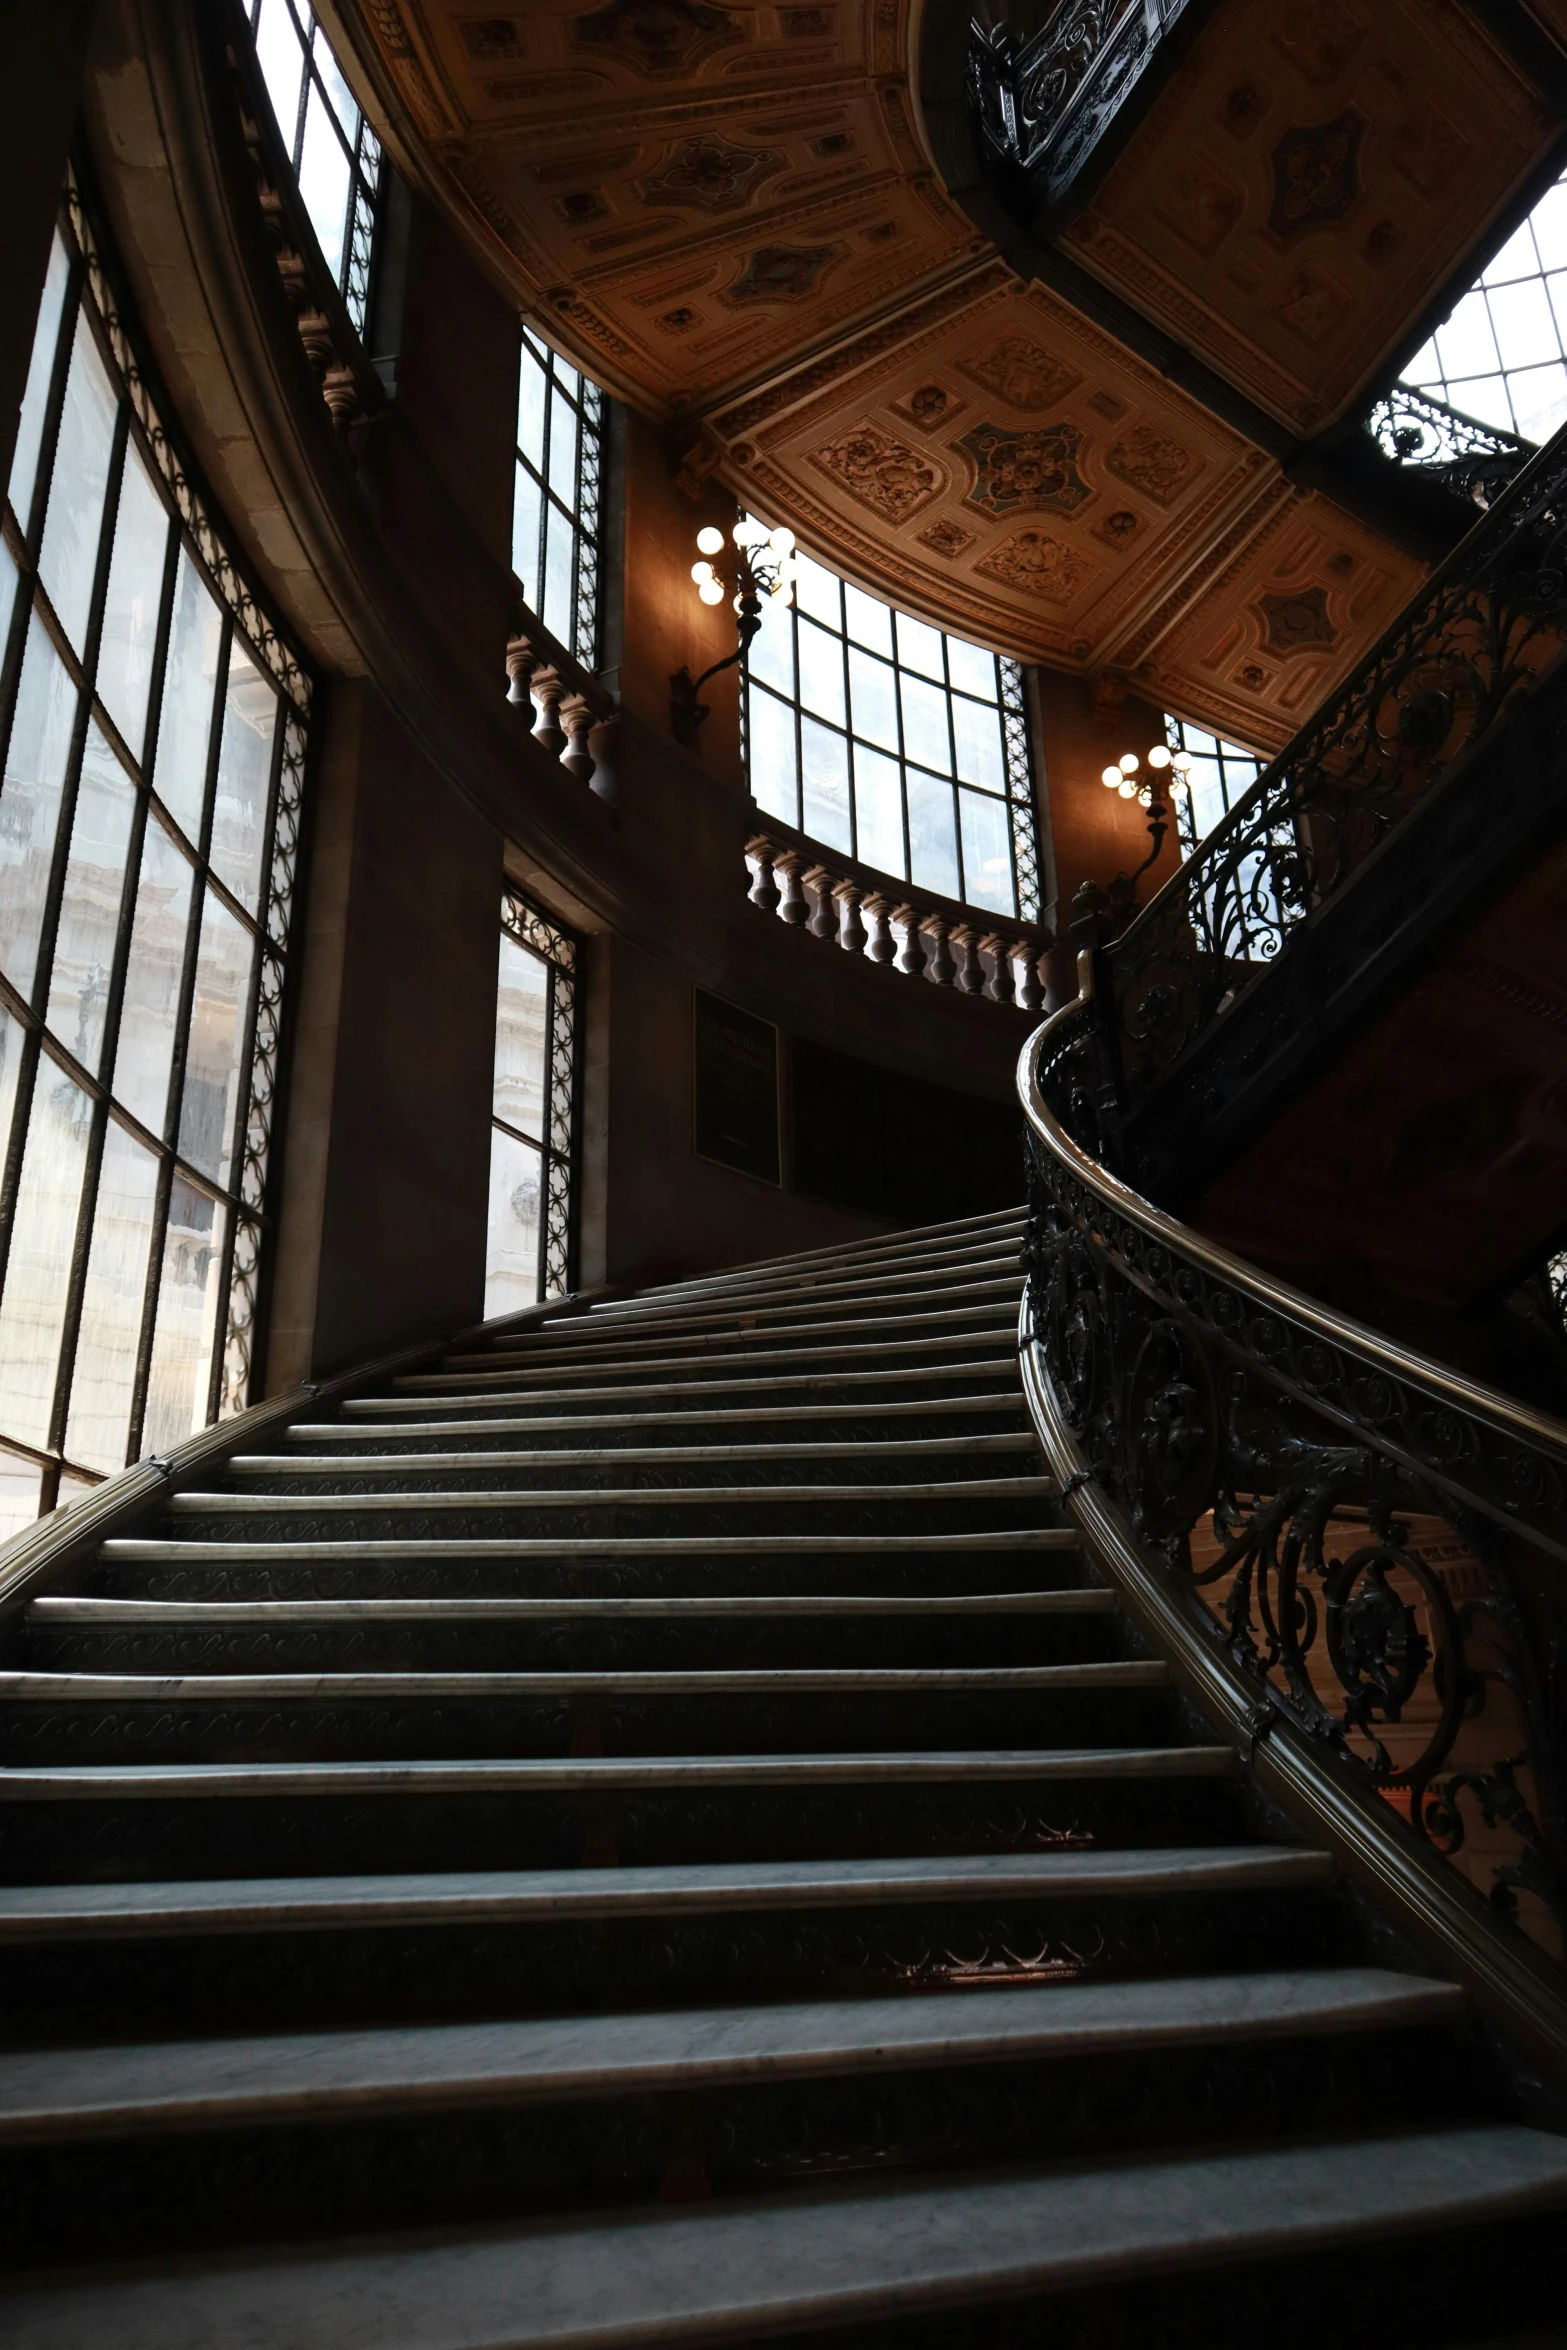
(803, 866), (838, 941)
(892, 905), (925, 978)
(587, 711), (619, 806)
(505, 637), (538, 706)
(321, 365), (361, 432)
(950, 923), (984, 995)
(774, 851), (809, 925)
(832, 878), (867, 954)
(978, 933), (1015, 1005)
(862, 893), (896, 964)
(746, 838), (781, 913)
(559, 693), (597, 784)
(919, 913), (955, 986)
(530, 666), (566, 754)
(1015, 946), (1046, 1014)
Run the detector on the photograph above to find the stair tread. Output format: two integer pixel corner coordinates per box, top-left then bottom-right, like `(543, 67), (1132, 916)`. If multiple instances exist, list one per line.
(232, 1434), (1041, 1471)
(99, 1529), (1076, 1559)
(0, 1969), (1457, 2139)
(5, 2126), (1557, 2348)
(0, 1660), (1168, 1700)
(0, 1845), (1333, 1938)
(166, 1474), (1058, 1512)
(0, 1746), (1233, 1799)
(534, 1260), (1023, 1337)
(399, 1329), (1013, 1391)
(30, 1589), (1115, 1621)
(463, 1280), (1024, 1364)
(343, 1364), (1022, 1414)
(304, 1395), (1029, 1436)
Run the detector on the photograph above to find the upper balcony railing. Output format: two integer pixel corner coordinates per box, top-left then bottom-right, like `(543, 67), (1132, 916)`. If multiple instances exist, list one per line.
(968, 0), (1197, 218)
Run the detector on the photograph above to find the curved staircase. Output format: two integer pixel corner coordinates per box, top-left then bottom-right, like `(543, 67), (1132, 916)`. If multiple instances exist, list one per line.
(0, 1205), (1564, 2344)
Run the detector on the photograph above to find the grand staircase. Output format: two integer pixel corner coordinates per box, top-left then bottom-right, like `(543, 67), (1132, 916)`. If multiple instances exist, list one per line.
(0, 1204), (1565, 2345)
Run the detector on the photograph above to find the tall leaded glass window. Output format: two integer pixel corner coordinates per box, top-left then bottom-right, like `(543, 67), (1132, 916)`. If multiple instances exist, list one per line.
(743, 522), (1041, 922)
(1400, 168), (1567, 444)
(0, 183), (311, 1536)
(512, 328), (604, 668)
(1164, 716), (1266, 856)
(486, 893), (578, 1320)
(246, 0), (382, 335)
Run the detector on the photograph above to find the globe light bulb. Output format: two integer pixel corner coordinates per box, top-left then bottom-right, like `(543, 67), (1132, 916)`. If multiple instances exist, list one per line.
(768, 525), (795, 555)
(697, 580), (724, 605)
(1101, 765), (1122, 788)
(695, 526), (725, 556)
(1118, 778), (1137, 798)
(1119, 752), (1140, 773)
(1137, 785), (1152, 807)
(691, 561), (714, 585)
(1172, 751), (1193, 773)
(1147, 743), (1172, 770)
(733, 593), (745, 613)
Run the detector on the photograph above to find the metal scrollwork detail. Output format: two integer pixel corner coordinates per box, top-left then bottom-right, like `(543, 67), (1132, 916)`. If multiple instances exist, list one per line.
(968, 1), (1194, 211)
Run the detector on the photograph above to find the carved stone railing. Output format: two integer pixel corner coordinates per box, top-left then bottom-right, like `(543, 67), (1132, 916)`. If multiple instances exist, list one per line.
(968, 0), (1196, 215)
(1366, 383), (1533, 513)
(1022, 998), (1567, 1966)
(744, 825), (1052, 1007)
(504, 629), (619, 808)
(1091, 420), (1567, 1121)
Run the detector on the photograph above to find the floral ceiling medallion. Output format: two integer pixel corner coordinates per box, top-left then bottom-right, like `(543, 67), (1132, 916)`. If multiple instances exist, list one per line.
(569, 0), (746, 76)
(1268, 111), (1365, 241)
(809, 421), (945, 523)
(958, 420), (1093, 520)
(638, 135), (782, 213)
(724, 244), (840, 303)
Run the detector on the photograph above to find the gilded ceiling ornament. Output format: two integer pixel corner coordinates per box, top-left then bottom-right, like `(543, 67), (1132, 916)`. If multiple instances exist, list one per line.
(1274, 264), (1340, 343)
(638, 135), (782, 213)
(1270, 2), (1366, 84)
(974, 529), (1093, 603)
(1268, 112), (1364, 241)
(957, 421), (1092, 520)
(893, 384), (961, 433)
(957, 332), (1082, 412)
(917, 517), (975, 559)
(1105, 426), (1194, 505)
(569, 0), (746, 77)
(1257, 585), (1338, 652)
(809, 420), (945, 523)
(725, 244), (841, 303)
(1092, 509), (1141, 552)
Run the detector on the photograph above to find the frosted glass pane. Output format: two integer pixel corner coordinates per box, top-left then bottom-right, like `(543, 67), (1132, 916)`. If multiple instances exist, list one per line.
(800, 715), (851, 852)
(114, 813), (194, 1140)
(0, 1450), (42, 1542)
(895, 610), (944, 681)
(747, 687), (797, 824)
(45, 726), (135, 1076)
(547, 387), (578, 505)
(254, 0), (306, 152)
(493, 933), (549, 1142)
(141, 1175), (225, 1451)
(1435, 292), (1500, 382)
(748, 598), (794, 697)
(0, 1053), (92, 1448)
(847, 648), (899, 754)
(852, 743), (905, 878)
(843, 582), (891, 656)
(797, 619), (845, 727)
(945, 636), (997, 700)
(952, 694), (1004, 792)
(97, 441), (170, 760)
(63, 1118), (159, 1475)
(9, 231), (72, 533)
(0, 542), (16, 665)
(209, 641), (279, 916)
(154, 548), (223, 841)
(907, 767), (959, 899)
(0, 1009), (24, 1191)
(486, 1125), (541, 1320)
(1487, 278), (1562, 372)
(1532, 185), (1567, 272)
(542, 501), (574, 644)
(38, 305), (118, 657)
(0, 612), (76, 1002)
(511, 466), (542, 602)
(178, 888), (253, 1188)
(900, 672), (951, 774)
(1509, 364), (1567, 444)
(518, 353), (547, 470)
(313, 25), (360, 135)
(959, 787), (1014, 915)
(794, 551), (840, 630)
(299, 81), (351, 282)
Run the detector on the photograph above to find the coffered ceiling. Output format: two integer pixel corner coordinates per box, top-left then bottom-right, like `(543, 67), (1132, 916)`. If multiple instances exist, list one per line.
(332, 0), (1565, 748)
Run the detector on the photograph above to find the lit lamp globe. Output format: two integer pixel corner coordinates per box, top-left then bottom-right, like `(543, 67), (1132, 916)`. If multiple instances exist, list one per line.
(695, 526), (725, 556)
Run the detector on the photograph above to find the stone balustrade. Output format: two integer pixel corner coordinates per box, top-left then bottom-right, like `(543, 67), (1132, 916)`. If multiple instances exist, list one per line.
(745, 833), (1051, 1009)
(505, 636), (619, 806)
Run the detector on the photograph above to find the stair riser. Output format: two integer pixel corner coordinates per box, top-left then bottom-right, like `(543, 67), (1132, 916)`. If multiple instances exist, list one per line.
(0, 1776), (1247, 1883)
(458, 1290), (1025, 1363)
(0, 1686), (1182, 1766)
(404, 1323), (1020, 1388)
(218, 1451), (1042, 1493)
(0, 1885), (1355, 2039)
(17, 1613), (1122, 1676)
(157, 1494), (1055, 1544)
(0, 2023), (1469, 2273)
(286, 1405), (1035, 1454)
(346, 1371), (1026, 1420)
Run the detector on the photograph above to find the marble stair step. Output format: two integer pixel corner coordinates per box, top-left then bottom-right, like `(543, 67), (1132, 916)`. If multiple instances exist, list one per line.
(0, 1968), (1457, 2143)
(531, 1252), (1023, 1339)
(0, 1661), (1168, 1703)
(460, 1278), (1024, 1367)
(100, 1528), (1078, 1563)
(226, 1431), (1043, 1480)
(0, 1744), (1229, 1801)
(395, 1328), (1016, 1395)
(31, 1588), (1112, 1625)
(0, 1843), (1333, 1942)
(8, 2124), (1557, 2350)
(575, 1209), (1025, 1309)
(303, 1393), (1030, 1443)
(165, 1474), (1059, 1517)
(340, 1364), (1024, 1421)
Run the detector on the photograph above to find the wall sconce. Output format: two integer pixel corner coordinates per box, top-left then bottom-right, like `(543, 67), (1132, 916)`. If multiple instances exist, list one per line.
(671, 516), (797, 748)
(1095, 741), (1193, 911)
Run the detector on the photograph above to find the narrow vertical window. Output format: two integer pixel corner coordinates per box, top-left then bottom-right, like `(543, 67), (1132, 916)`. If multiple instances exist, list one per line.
(246, 0), (383, 335)
(1163, 716), (1266, 856)
(512, 328), (604, 669)
(0, 183), (311, 1537)
(742, 516), (1042, 922)
(486, 893), (578, 1319)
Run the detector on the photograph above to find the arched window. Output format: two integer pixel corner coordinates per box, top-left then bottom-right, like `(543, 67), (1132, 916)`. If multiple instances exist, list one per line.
(245, 0), (383, 336)
(1400, 168), (1567, 443)
(0, 185), (311, 1535)
(512, 329), (604, 670)
(743, 524), (1041, 923)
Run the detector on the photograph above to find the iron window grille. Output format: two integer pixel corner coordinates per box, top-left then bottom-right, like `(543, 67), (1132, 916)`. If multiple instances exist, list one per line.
(512, 327), (604, 670)
(742, 522), (1042, 923)
(245, 0), (382, 336)
(1400, 164), (1567, 445)
(0, 176), (312, 1538)
(486, 892), (578, 1318)
(1164, 715), (1267, 857)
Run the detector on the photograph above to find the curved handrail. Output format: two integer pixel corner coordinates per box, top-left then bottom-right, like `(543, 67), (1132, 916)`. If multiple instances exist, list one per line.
(1019, 997), (1567, 1968)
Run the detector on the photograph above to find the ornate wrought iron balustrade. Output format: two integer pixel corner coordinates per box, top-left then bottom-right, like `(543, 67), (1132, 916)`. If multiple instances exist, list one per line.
(968, 0), (1195, 213)
(1096, 424), (1567, 1114)
(1367, 384), (1533, 513)
(1022, 1003), (1567, 1962)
